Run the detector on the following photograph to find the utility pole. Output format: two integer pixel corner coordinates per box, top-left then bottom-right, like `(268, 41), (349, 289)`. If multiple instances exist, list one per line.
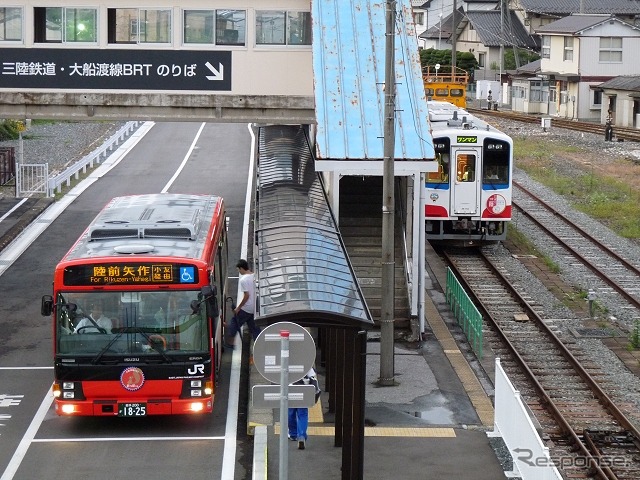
(379, 0), (396, 387)
(451, 0), (457, 70)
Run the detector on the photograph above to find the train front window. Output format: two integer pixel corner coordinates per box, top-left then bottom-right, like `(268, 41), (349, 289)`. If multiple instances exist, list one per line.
(456, 154), (476, 182)
(483, 138), (510, 184)
(55, 291), (208, 357)
(427, 152), (450, 183)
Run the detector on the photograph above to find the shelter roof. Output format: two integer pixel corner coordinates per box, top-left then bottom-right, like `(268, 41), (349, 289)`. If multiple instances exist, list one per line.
(312, 0), (434, 160)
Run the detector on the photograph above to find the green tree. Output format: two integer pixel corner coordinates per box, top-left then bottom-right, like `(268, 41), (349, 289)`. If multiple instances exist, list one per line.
(419, 49), (478, 80)
(503, 48), (540, 70)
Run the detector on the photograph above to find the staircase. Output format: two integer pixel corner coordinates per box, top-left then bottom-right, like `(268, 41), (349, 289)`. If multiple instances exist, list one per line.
(338, 176), (410, 329)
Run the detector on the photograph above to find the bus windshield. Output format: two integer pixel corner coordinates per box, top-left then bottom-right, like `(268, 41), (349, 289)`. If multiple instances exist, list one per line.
(55, 290), (208, 357)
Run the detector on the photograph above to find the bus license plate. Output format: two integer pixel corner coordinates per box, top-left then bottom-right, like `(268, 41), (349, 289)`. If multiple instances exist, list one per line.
(118, 403), (147, 417)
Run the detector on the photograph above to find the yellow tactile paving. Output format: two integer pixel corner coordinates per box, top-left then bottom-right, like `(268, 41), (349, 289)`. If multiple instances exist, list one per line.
(308, 399), (323, 423)
(275, 425), (456, 437)
(424, 294), (495, 427)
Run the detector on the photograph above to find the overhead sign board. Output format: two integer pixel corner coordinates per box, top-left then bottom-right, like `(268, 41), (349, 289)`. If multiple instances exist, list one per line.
(0, 48), (231, 91)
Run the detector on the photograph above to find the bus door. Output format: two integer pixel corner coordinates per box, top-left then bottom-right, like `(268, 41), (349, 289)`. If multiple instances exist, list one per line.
(452, 149), (480, 215)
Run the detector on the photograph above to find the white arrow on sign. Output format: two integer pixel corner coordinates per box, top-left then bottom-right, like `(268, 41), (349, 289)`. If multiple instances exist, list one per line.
(205, 61), (224, 81)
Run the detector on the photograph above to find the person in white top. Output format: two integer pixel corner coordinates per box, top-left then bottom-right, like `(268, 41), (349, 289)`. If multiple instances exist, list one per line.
(224, 259), (261, 348)
(288, 367), (320, 450)
(75, 303), (113, 334)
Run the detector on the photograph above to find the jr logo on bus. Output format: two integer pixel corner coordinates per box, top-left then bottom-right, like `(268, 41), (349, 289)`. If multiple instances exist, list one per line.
(456, 135), (477, 143)
(188, 364), (205, 376)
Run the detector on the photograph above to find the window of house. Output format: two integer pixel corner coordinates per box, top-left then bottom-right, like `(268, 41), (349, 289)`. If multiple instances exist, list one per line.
(255, 10), (311, 45)
(599, 36), (622, 62)
(541, 35), (550, 59)
(592, 89), (602, 108)
(34, 7), (97, 43)
(287, 11), (311, 45)
(563, 36), (573, 61)
(216, 10), (246, 45)
(413, 12), (424, 26)
(478, 52), (485, 68)
(107, 8), (170, 44)
(0, 7), (22, 41)
(183, 9), (245, 45)
(530, 81), (542, 102)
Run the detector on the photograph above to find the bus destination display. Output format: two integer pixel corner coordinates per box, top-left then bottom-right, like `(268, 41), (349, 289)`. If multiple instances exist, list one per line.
(63, 263), (198, 286)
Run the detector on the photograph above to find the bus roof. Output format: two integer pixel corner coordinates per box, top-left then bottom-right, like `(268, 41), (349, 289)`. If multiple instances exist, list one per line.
(61, 193), (224, 263)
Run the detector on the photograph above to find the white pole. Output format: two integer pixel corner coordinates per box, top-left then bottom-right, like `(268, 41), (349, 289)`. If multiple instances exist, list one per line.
(279, 330), (290, 480)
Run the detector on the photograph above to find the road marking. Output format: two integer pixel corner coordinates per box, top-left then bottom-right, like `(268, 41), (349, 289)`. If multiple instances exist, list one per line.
(0, 389), (53, 480)
(32, 436), (226, 442)
(0, 367), (53, 370)
(0, 199), (28, 223)
(161, 122), (206, 193)
(220, 123), (257, 479)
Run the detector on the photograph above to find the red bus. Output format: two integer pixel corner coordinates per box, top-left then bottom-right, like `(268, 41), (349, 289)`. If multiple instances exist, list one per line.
(41, 193), (229, 416)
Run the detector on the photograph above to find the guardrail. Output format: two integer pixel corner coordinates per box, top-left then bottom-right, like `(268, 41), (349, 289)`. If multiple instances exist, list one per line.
(489, 357), (563, 480)
(46, 121), (141, 197)
(445, 267), (483, 358)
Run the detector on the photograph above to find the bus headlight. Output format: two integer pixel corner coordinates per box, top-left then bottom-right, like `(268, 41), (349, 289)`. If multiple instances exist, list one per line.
(190, 402), (204, 412)
(60, 404), (76, 415)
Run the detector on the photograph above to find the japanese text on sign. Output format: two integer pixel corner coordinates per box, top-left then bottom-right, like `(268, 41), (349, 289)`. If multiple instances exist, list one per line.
(2, 62), (198, 78)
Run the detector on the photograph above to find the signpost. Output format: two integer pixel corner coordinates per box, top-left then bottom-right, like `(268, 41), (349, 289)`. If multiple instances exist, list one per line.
(0, 48), (232, 91)
(252, 322), (316, 480)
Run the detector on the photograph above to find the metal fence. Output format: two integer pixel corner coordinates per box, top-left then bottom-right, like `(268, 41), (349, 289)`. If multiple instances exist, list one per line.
(43, 121), (141, 197)
(0, 147), (16, 185)
(17, 163), (48, 196)
(445, 267), (483, 358)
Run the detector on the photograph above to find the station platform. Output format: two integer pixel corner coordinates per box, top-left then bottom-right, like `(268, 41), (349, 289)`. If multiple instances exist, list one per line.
(248, 242), (512, 479)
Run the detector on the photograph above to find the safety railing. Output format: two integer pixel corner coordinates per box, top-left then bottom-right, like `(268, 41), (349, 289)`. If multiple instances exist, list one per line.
(489, 357), (563, 480)
(46, 121), (141, 197)
(445, 267), (483, 358)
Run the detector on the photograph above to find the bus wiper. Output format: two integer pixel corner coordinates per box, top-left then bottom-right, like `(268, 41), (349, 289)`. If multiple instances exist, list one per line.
(92, 330), (126, 365)
(91, 327), (172, 364)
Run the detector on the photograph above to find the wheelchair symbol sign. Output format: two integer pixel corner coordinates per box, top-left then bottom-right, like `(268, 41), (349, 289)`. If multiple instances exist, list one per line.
(180, 267), (196, 283)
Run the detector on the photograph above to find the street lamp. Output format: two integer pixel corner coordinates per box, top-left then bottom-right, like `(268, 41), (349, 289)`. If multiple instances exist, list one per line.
(438, 13), (442, 50)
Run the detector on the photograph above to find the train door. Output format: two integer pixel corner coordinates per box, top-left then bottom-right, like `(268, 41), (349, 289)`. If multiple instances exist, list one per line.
(452, 150), (480, 215)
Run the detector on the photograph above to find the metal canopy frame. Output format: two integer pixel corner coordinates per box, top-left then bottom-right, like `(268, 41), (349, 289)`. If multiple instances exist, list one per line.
(255, 124), (373, 479)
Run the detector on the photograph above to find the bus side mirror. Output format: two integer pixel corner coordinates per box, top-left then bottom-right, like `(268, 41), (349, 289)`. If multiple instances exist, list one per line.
(201, 286), (219, 318)
(41, 295), (53, 316)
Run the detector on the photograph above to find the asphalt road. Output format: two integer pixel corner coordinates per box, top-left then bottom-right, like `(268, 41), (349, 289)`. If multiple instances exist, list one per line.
(0, 122), (255, 480)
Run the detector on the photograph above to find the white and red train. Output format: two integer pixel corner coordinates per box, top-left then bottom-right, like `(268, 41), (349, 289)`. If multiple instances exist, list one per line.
(424, 101), (513, 244)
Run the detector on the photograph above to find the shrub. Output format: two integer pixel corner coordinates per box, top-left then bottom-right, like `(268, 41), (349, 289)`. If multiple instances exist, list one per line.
(0, 120), (22, 141)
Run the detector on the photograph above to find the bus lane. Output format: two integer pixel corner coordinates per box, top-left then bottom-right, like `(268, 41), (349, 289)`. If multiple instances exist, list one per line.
(0, 122), (254, 480)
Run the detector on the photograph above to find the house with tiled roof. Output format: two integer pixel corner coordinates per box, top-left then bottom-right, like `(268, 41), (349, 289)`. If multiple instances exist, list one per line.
(536, 14), (640, 121)
(454, 10), (539, 82)
(513, 0), (640, 35)
(596, 76), (640, 127)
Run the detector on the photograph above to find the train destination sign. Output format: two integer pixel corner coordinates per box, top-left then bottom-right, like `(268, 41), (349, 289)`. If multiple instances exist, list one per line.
(0, 48), (231, 91)
(63, 263), (198, 286)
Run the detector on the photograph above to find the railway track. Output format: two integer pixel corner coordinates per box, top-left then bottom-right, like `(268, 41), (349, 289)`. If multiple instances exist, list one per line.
(442, 247), (640, 479)
(512, 180), (640, 328)
(467, 107), (640, 143)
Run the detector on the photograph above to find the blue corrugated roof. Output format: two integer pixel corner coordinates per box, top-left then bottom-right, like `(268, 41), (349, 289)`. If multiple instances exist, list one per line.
(312, 0), (434, 160)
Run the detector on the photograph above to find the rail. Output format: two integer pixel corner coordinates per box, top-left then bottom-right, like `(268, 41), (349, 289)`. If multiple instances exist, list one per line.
(46, 121), (142, 197)
(468, 108), (640, 143)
